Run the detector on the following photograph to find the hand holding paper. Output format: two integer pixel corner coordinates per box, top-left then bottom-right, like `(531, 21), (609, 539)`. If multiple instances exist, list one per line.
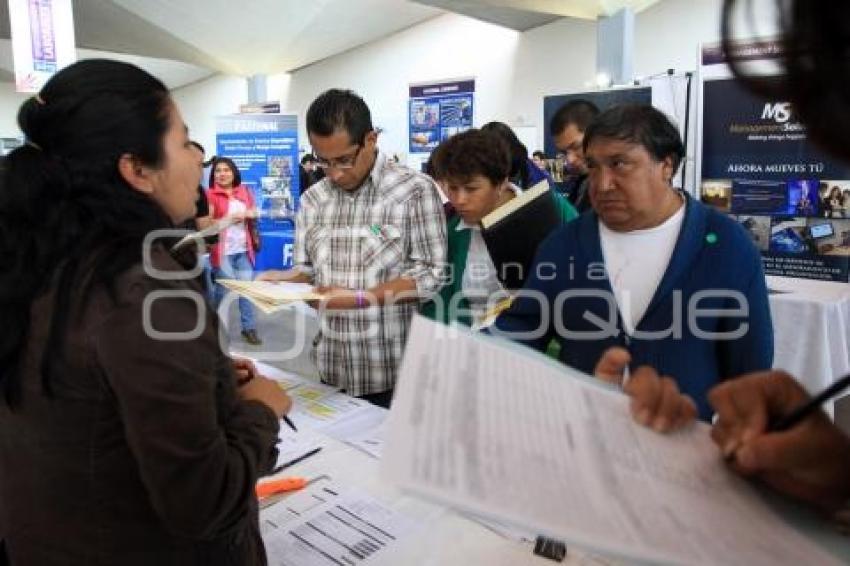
(381, 316), (841, 565)
(593, 347), (697, 433)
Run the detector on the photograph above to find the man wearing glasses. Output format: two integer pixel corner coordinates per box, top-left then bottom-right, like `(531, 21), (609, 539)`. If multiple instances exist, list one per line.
(549, 99), (599, 214)
(259, 89), (447, 408)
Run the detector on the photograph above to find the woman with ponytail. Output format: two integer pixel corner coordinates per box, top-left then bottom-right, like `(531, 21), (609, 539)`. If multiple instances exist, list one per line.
(0, 59), (291, 565)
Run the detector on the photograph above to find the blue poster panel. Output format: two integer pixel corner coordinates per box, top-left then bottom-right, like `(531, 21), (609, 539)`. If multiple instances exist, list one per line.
(216, 114), (299, 271)
(700, 78), (850, 282)
(409, 79), (474, 153)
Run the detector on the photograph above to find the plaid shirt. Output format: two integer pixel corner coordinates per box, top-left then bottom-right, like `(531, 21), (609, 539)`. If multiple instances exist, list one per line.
(294, 152), (447, 395)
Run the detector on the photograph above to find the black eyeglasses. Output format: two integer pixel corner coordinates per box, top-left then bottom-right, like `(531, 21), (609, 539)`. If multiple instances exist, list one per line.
(313, 145), (363, 170)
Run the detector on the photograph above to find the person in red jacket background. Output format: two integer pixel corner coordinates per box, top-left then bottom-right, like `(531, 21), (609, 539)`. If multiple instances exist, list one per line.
(206, 157), (262, 345)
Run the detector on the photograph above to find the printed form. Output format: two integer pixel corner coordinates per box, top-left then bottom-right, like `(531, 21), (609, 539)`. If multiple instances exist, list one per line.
(261, 481), (419, 565)
(382, 316), (840, 565)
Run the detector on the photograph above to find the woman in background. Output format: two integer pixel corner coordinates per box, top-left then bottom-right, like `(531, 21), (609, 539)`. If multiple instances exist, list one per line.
(0, 59), (290, 565)
(206, 157), (263, 345)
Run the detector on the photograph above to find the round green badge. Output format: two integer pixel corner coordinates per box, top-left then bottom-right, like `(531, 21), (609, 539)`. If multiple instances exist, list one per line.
(706, 232), (718, 244)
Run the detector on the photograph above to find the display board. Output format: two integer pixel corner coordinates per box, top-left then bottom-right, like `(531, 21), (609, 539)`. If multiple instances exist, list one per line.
(698, 41), (850, 282)
(215, 113), (300, 271)
(408, 78), (474, 154)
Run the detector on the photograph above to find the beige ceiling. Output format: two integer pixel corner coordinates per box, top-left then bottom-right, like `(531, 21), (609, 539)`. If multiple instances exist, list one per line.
(0, 0), (662, 88)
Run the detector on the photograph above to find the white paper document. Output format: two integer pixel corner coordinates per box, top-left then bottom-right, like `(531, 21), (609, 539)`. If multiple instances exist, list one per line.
(171, 216), (239, 251)
(261, 482), (419, 566)
(255, 363), (377, 433)
(381, 316), (841, 566)
(273, 427), (324, 470)
(321, 405), (388, 459)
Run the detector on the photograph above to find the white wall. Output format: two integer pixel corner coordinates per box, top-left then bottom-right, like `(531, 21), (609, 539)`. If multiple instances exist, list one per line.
(171, 74), (248, 156)
(268, 0), (753, 159)
(0, 82), (35, 138)
(634, 0), (722, 80)
(275, 13), (598, 158)
(634, 0), (778, 79)
(169, 0), (779, 165)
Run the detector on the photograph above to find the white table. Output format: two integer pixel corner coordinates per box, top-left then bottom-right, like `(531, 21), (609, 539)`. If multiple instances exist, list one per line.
(767, 276), (850, 418)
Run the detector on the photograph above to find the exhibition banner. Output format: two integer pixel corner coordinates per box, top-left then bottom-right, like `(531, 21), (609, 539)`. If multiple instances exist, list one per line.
(8, 0), (76, 93)
(216, 113), (300, 270)
(408, 78), (474, 154)
(699, 43), (850, 281)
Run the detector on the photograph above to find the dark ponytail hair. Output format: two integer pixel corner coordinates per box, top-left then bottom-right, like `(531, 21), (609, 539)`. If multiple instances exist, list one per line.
(480, 121), (530, 189)
(0, 59), (172, 406)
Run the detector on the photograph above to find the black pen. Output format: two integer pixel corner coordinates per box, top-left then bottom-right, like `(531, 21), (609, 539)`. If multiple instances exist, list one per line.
(271, 447), (322, 475)
(282, 415), (298, 432)
(770, 373), (850, 431)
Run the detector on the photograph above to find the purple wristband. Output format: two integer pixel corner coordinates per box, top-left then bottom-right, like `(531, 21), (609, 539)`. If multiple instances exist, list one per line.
(355, 290), (366, 308)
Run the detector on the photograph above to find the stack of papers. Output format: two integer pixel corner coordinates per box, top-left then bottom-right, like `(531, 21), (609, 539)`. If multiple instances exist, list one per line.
(217, 280), (322, 314)
(256, 363), (388, 455)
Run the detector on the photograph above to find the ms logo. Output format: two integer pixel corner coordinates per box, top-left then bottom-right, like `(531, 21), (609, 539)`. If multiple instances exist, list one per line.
(761, 102), (792, 123)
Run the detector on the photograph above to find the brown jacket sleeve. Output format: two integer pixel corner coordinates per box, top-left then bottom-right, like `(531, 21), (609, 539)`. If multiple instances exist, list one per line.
(91, 274), (279, 540)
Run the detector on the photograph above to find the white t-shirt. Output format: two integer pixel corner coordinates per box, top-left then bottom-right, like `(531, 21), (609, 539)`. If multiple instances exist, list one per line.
(598, 203), (686, 335)
(223, 198), (248, 256)
(460, 224), (507, 316)
(459, 184), (521, 323)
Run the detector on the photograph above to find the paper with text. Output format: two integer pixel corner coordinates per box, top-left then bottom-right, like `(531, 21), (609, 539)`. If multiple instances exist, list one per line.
(382, 316), (840, 565)
(261, 482), (419, 566)
(322, 405), (387, 459)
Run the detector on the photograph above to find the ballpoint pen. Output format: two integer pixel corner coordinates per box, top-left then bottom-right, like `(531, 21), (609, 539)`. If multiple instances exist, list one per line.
(770, 373), (850, 432)
(722, 373), (850, 463)
(271, 447), (322, 475)
(283, 415), (298, 432)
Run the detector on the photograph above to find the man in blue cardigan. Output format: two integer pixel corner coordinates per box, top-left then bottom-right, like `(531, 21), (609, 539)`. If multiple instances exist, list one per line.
(494, 104), (773, 420)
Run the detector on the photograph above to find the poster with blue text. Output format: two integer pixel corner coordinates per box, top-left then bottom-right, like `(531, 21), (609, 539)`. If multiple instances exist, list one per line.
(216, 113), (299, 270)
(700, 45), (850, 282)
(409, 78), (474, 154)
(8, 0), (76, 92)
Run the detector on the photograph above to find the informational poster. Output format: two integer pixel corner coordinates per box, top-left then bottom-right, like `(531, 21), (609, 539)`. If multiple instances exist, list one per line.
(408, 78), (474, 154)
(698, 41), (850, 281)
(215, 113), (300, 271)
(8, 0), (76, 93)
